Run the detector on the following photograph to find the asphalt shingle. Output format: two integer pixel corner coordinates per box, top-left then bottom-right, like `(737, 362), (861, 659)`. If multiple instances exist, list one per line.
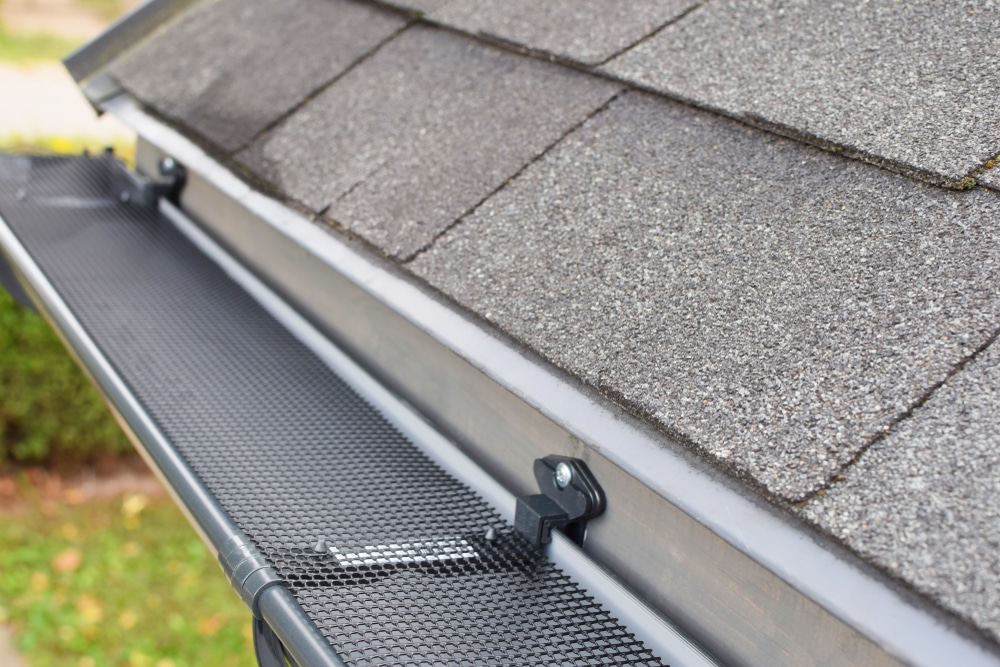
(981, 162), (1000, 191)
(604, 0), (1000, 184)
(388, 0), (450, 13)
(427, 0), (698, 65)
(802, 341), (1000, 643)
(110, 0), (405, 152)
(409, 91), (1000, 500)
(239, 25), (620, 259)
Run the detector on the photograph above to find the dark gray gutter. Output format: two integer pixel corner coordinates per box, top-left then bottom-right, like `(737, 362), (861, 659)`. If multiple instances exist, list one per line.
(0, 208), (344, 667)
(106, 92), (1000, 667)
(161, 198), (718, 667)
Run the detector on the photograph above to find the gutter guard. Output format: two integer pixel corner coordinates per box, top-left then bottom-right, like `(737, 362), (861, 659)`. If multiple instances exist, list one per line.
(0, 153), (713, 665)
(104, 92), (1000, 667)
(0, 170), (341, 667)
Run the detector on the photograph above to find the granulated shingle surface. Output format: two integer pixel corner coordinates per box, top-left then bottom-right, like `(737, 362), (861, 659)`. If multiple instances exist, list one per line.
(802, 341), (1000, 642)
(981, 164), (1000, 191)
(110, 0), (404, 152)
(604, 0), (1000, 184)
(410, 92), (1000, 500)
(239, 26), (620, 259)
(427, 0), (698, 65)
(386, 0), (449, 13)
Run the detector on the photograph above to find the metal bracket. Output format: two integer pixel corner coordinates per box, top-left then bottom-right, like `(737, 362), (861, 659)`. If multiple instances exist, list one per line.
(218, 535), (283, 619)
(515, 455), (606, 549)
(113, 155), (186, 208)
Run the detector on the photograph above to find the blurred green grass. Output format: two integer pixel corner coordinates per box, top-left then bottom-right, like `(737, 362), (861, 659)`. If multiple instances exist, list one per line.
(0, 24), (81, 63)
(0, 488), (255, 666)
(0, 3), (254, 665)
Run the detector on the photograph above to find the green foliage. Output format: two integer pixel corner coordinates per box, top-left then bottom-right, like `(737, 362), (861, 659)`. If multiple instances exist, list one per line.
(0, 490), (255, 666)
(0, 136), (135, 167)
(0, 288), (133, 467)
(0, 24), (81, 63)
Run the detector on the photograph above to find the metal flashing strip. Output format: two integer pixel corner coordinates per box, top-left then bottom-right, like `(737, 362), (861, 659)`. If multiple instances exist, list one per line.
(63, 0), (199, 87)
(0, 205), (343, 667)
(107, 93), (1000, 667)
(162, 199), (717, 667)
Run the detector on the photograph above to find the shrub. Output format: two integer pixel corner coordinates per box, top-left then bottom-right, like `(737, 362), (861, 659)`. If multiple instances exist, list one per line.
(0, 287), (132, 467)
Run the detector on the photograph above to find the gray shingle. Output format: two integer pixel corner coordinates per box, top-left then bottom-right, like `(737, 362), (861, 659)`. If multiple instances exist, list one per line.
(409, 91), (1000, 500)
(387, 0), (450, 13)
(239, 26), (620, 259)
(981, 162), (1000, 191)
(604, 0), (1000, 184)
(110, 0), (405, 152)
(427, 0), (698, 65)
(802, 341), (1000, 643)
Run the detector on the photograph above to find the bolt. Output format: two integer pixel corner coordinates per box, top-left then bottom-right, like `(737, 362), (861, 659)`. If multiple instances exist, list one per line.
(15, 189), (26, 201)
(313, 538), (329, 554)
(119, 190), (131, 204)
(554, 461), (573, 489)
(484, 527), (498, 543)
(158, 156), (178, 177)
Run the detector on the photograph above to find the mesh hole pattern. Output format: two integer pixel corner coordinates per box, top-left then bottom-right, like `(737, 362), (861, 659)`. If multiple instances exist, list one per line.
(0, 155), (663, 667)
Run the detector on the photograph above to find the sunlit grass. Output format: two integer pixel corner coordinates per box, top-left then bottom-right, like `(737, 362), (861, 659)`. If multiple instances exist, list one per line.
(0, 25), (81, 63)
(0, 135), (135, 167)
(0, 488), (255, 667)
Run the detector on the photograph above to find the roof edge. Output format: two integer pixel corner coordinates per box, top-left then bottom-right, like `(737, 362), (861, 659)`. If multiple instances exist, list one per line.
(63, 0), (200, 89)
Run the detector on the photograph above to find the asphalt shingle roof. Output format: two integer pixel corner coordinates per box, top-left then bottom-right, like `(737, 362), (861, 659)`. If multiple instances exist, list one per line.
(238, 24), (619, 259)
(604, 0), (1000, 185)
(103, 0), (1000, 648)
(803, 340), (1000, 643)
(425, 0), (698, 65)
(110, 0), (405, 152)
(409, 91), (1000, 500)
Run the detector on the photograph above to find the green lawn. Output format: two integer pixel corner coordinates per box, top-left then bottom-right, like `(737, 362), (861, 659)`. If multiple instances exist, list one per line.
(0, 2), (254, 664)
(0, 487), (255, 667)
(0, 26), (80, 63)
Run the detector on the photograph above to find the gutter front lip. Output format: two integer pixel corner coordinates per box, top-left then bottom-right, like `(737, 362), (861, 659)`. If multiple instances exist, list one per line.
(0, 195), (344, 667)
(104, 92), (1000, 667)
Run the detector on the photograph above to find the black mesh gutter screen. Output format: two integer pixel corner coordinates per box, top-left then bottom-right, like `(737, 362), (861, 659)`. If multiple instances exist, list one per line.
(0, 154), (678, 666)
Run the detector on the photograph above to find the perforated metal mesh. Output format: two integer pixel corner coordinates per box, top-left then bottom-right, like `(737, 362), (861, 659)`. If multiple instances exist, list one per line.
(0, 155), (663, 666)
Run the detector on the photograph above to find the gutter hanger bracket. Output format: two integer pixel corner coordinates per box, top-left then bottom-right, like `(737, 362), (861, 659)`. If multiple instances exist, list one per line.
(515, 455), (606, 549)
(218, 534), (284, 619)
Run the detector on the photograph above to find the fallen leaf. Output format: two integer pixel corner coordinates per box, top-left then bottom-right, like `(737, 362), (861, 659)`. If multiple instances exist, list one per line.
(196, 614), (225, 636)
(121, 493), (149, 519)
(52, 548), (82, 573)
(119, 610), (138, 630)
(64, 488), (86, 505)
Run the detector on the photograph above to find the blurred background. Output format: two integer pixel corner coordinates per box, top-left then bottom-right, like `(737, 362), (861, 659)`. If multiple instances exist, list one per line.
(0, 1), (256, 664)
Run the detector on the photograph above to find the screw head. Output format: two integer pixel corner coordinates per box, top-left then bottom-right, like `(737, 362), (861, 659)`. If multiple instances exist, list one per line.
(119, 190), (131, 203)
(554, 461), (574, 489)
(158, 156), (178, 177)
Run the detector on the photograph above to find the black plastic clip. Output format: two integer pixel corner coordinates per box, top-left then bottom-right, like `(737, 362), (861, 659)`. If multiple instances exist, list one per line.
(111, 155), (186, 208)
(515, 455), (606, 549)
